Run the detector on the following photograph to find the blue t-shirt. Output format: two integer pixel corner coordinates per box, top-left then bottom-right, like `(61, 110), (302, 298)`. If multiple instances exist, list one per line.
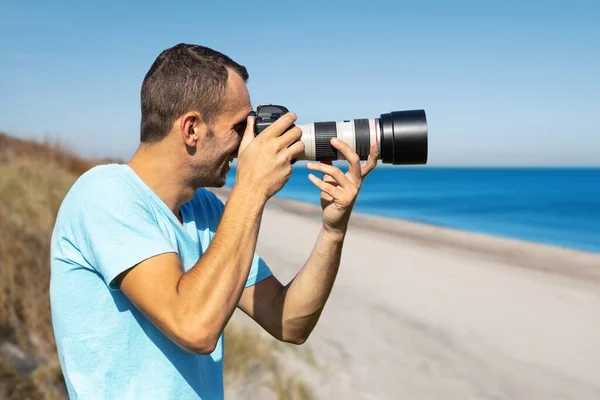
(50, 164), (272, 399)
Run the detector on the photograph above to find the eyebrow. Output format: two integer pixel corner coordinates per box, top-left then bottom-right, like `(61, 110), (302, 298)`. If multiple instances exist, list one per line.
(233, 118), (247, 130)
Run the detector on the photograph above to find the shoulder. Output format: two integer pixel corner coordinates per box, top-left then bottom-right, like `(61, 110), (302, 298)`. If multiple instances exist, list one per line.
(66, 164), (138, 200)
(56, 164), (151, 224)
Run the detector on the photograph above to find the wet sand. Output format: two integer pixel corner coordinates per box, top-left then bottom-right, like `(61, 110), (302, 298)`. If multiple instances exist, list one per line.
(211, 187), (600, 400)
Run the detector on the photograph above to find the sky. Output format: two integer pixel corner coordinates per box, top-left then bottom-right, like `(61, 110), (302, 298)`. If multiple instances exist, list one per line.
(1, 0), (599, 166)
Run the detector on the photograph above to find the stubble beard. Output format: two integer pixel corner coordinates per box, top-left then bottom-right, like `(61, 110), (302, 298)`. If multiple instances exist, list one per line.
(188, 134), (229, 189)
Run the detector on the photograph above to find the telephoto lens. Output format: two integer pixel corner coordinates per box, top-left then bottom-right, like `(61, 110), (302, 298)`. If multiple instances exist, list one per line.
(254, 105), (428, 165)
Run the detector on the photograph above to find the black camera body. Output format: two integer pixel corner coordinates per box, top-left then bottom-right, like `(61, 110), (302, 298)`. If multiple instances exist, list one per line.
(253, 104), (298, 163)
(253, 104), (292, 135)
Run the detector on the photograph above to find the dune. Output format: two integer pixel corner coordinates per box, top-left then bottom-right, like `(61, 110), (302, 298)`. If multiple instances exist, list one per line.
(211, 187), (600, 400)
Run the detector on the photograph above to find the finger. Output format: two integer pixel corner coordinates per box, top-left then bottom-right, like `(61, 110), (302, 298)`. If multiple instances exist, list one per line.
(322, 174), (338, 189)
(262, 112), (297, 138)
(319, 160), (334, 182)
(361, 142), (379, 177)
(238, 115), (255, 155)
(278, 125), (303, 149)
(285, 139), (306, 160)
(308, 174), (343, 199)
(330, 138), (361, 183)
(320, 190), (334, 202)
(305, 162), (354, 191)
(318, 160), (336, 201)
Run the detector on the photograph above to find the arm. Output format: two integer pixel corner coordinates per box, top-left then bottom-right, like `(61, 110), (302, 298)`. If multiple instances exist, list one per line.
(238, 226), (345, 344)
(116, 113), (305, 354)
(238, 139), (379, 344)
(118, 185), (265, 354)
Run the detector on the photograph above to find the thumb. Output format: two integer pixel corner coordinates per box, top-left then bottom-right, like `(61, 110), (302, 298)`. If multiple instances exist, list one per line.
(238, 115), (255, 155)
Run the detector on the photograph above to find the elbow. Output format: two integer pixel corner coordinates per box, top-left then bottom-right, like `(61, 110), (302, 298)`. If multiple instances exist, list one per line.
(174, 323), (220, 355)
(288, 335), (308, 345)
(185, 338), (218, 356)
(282, 330), (311, 346)
(280, 316), (317, 345)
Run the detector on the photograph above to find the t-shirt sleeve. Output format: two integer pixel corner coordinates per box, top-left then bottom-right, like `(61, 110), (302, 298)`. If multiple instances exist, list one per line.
(246, 253), (273, 288)
(75, 182), (177, 290)
(206, 190), (273, 288)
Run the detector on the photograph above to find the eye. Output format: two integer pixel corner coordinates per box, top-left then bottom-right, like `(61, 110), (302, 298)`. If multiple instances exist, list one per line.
(233, 120), (247, 136)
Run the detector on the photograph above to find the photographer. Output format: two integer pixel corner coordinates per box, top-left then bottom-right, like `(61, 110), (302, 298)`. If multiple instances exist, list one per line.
(50, 43), (378, 399)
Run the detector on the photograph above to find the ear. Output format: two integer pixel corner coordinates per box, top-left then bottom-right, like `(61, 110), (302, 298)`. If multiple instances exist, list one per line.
(179, 112), (206, 147)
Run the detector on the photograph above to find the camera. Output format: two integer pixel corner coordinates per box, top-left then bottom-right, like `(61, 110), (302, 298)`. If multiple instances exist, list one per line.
(253, 104), (428, 165)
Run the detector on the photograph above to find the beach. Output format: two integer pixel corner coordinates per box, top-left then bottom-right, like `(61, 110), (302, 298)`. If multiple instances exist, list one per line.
(210, 187), (600, 400)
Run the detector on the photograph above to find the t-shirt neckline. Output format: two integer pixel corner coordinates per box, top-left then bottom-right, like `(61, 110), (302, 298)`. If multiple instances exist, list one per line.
(118, 164), (189, 229)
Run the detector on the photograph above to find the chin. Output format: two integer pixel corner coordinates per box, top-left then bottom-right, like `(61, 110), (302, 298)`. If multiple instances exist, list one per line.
(205, 175), (227, 188)
(189, 174), (225, 189)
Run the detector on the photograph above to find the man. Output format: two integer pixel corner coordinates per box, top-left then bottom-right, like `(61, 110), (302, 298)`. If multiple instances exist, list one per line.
(50, 43), (378, 399)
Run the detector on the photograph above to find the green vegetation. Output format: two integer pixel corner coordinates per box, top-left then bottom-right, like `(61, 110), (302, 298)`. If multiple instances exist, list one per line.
(0, 133), (319, 399)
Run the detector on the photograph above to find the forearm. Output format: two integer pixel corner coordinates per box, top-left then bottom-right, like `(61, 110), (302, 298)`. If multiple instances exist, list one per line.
(176, 185), (265, 344)
(280, 226), (346, 342)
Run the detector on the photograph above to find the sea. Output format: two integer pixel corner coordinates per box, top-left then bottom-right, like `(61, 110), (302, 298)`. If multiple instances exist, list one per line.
(224, 166), (600, 254)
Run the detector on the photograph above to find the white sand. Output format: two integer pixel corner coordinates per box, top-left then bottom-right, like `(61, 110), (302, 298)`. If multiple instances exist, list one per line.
(211, 188), (600, 400)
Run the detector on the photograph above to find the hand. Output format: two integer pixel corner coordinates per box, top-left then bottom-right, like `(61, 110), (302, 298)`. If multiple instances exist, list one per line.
(306, 138), (379, 236)
(235, 112), (305, 201)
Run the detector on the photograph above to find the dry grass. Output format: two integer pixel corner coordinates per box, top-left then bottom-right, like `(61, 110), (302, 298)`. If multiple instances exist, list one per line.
(0, 134), (88, 399)
(0, 132), (320, 399)
(224, 323), (319, 400)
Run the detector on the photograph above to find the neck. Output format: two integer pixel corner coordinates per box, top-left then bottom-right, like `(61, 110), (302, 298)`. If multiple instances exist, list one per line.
(126, 143), (195, 217)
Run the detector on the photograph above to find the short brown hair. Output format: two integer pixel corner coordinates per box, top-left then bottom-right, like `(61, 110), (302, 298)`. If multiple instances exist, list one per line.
(139, 43), (249, 143)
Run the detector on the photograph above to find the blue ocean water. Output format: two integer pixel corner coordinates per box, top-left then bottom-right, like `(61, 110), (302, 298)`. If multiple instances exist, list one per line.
(225, 166), (600, 253)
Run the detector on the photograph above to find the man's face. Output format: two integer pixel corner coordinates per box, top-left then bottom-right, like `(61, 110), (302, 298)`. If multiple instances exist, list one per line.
(189, 70), (252, 188)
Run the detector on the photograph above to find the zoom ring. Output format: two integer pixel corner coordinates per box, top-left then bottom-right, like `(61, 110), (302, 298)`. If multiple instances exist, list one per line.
(314, 122), (338, 161)
(354, 119), (371, 160)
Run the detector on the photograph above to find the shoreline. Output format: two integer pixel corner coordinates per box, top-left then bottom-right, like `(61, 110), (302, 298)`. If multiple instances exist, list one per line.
(209, 186), (600, 284)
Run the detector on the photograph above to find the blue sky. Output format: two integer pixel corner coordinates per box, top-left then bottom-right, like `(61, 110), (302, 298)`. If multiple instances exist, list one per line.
(1, 0), (598, 166)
